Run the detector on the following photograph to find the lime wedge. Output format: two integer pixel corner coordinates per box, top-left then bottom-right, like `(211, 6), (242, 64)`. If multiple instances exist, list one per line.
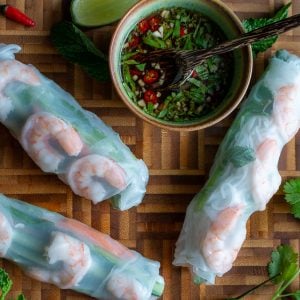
(71, 0), (139, 27)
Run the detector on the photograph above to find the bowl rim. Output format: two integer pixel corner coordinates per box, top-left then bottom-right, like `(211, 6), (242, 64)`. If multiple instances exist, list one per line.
(109, 0), (253, 131)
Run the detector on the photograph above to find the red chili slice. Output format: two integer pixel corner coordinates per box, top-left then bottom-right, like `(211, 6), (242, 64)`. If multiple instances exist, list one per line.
(191, 70), (198, 78)
(138, 19), (150, 33)
(128, 35), (141, 48)
(132, 53), (144, 62)
(148, 16), (160, 32)
(130, 68), (142, 77)
(180, 26), (186, 37)
(143, 69), (159, 84)
(143, 90), (158, 104)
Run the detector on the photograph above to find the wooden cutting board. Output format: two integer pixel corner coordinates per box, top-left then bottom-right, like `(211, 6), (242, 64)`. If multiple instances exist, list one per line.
(0, 0), (299, 299)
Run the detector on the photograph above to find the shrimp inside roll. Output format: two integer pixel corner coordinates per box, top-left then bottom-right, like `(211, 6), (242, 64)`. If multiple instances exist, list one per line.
(0, 60), (40, 121)
(67, 154), (127, 204)
(21, 112), (83, 172)
(27, 232), (91, 289)
(0, 212), (13, 257)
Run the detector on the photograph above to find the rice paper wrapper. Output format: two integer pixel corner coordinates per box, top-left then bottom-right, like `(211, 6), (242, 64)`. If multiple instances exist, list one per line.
(0, 44), (149, 210)
(0, 193), (164, 299)
(173, 50), (300, 284)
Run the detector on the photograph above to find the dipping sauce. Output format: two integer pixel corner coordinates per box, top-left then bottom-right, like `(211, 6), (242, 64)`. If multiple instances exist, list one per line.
(121, 7), (233, 122)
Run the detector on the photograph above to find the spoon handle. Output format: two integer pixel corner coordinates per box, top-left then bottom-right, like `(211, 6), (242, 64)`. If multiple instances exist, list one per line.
(188, 13), (300, 68)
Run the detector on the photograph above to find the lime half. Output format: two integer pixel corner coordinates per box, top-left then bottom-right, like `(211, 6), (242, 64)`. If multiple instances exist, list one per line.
(71, 0), (139, 27)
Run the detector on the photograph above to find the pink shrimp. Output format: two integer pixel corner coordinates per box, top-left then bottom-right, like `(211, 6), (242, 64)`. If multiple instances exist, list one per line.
(21, 112), (83, 172)
(0, 212), (13, 257)
(202, 205), (246, 275)
(273, 85), (300, 142)
(251, 138), (281, 210)
(106, 271), (150, 300)
(58, 218), (135, 260)
(27, 232), (91, 289)
(0, 60), (40, 121)
(67, 154), (127, 204)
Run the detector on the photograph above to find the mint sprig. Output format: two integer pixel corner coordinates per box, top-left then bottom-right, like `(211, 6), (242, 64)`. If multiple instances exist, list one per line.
(50, 21), (109, 81)
(243, 3), (291, 56)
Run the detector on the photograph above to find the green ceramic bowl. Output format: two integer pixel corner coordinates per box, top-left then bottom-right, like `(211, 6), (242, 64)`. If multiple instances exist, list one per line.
(109, 0), (253, 131)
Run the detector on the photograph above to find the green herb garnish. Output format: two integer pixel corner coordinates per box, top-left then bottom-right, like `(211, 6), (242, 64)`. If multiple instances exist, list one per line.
(172, 19), (181, 39)
(0, 268), (25, 300)
(0, 269), (12, 300)
(136, 63), (146, 71)
(227, 146), (256, 168)
(50, 21), (109, 81)
(269, 245), (300, 300)
(229, 245), (300, 300)
(142, 33), (167, 49)
(243, 3), (291, 56)
(283, 178), (300, 219)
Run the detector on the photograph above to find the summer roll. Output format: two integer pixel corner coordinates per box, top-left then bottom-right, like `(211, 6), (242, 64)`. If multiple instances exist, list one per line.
(0, 193), (164, 299)
(0, 44), (148, 210)
(173, 50), (300, 284)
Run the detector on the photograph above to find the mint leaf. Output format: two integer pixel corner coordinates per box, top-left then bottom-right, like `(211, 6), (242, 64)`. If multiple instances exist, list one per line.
(17, 295), (26, 300)
(50, 21), (109, 81)
(268, 245), (298, 284)
(227, 146), (256, 168)
(243, 2), (291, 56)
(283, 178), (300, 219)
(247, 85), (274, 115)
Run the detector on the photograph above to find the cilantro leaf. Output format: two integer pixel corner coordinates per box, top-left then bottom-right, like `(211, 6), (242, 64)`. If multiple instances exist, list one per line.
(0, 268), (26, 300)
(268, 245), (298, 284)
(283, 179), (300, 219)
(0, 268), (12, 300)
(230, 245), (299, 299)
(243, 2), (291, 56)
(50, 21), (109, 81)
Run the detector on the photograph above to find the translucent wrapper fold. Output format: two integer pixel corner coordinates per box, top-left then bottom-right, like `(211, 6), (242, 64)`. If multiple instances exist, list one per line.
(0, 44), (148, 210)
(173, 50), (300, 284)
(0, 193), (164, 299)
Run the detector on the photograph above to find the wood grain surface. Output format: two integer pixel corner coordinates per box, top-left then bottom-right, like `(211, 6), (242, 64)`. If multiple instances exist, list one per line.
(0, 0), (299, 299)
